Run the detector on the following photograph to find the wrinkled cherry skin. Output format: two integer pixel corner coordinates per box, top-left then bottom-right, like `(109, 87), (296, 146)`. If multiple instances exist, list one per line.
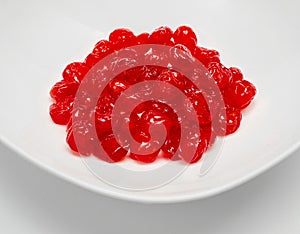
(49, 25), (257, 164)
(136, 32), (149, 44)
(214, 106), (242, 136)
(62, 62), (89, 82)
(193, 47), (220, 67)
(49, 97), (73, 125)
(93, 40), (113, 55)
(109, 28), (137, 49)
(149, 26), (173, 45)
(208, 62), (232, 89)
(229, 67), (243, 82)
(50, 80), (79, 102)
(224, 80), (257, 109)
(174, 26), (197, 51)
(85, 40), (114, 67)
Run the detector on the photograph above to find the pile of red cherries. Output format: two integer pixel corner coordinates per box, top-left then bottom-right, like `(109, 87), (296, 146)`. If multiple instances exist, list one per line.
(49, 26), (256, 164)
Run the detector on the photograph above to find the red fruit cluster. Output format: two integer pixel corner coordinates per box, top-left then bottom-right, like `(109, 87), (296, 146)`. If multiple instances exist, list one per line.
(49, 26), (256, 164)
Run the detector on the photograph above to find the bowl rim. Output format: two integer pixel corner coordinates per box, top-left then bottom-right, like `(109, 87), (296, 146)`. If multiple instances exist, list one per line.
(1, 134), (299, 204)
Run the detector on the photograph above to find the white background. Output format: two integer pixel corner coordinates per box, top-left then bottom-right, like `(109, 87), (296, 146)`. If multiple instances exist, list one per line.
(0, 141), (299, 234)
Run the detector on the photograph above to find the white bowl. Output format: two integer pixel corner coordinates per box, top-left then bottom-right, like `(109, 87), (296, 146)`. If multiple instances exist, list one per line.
(0, 0), (299, 203)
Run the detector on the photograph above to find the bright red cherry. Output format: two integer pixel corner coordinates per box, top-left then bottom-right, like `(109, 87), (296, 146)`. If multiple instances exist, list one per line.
(50, 80), (79, 102)
(136, 32), (149, 44)
(49, 97), (73, 125)
(174, 26), (197, 51)
(193, 47), (220, 67)
(214, 106), (242, 136)
(109, 28), (137, 49)
(225, 80), (256, 109)
(62, 62), (89, 82)
(229, 67), (243, 82)
(49, 26), (257, 165)
(149, 26), (173, 45)
(93, 39), (113, 55)
(208, 62), (232, 89)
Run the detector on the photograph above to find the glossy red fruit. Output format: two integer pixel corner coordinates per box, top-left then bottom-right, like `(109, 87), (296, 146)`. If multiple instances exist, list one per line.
(179, 124), (208, 163)
(129, 151), (159, 163)
(100, 133), (127, 162)
(136, 32), (149, 44)
(66, 128), (78, 152)
(68, 120), (96, 156)
(62, 62), (89, 82)
(161, 125), (181, 160)
(225, 80), (257, 109)
(174, 26), (197, 51)
(93, 40), (113, 55)
(108, 79), (129, 97)
(50, 26), (257, 164)
(229, 67), (243, 82)
(50, 80), (79, 102)
(208, 62), (232, 89)
(84, 52), (102, 67)
(193, 47), (220, 67)
(214, 106), (242, 136)
(109, 28), (137, 49)
(138, 65), (164, 81)
(49, 97), (73, 125)
(158, 69), (185, 89)
(149, 26), (173, 45)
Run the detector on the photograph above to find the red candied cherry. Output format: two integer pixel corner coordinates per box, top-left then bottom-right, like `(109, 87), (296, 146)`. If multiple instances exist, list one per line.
(66, 129), (78, 153)
(229, 67), (243, 82)
(136, 32), (149, 44)
(189, 140), (208, 163)
(158, 69), (185, 89)
(173, 26), (198, 51)
(49, 97), (73, 125)
(161, 125), (181, 160)
(149, 26), (173, 45)
(208, 62), (232, 89)
(62, 62), (89, 82)
(193, 47), (220, 67)
(50, 80), (79, 102)
(87, 40), (114, 66)
(67, 119), (97, 156)
(108, 78), (129, 97)
(130, 151), (159, 164)
(95, 112), (112, 140)
(100, 133), (127, 162)
(138, 65), (164, 81)
(180, 94), (212, 125)
(201, 124), (216, 148)
(96, 93), (115, 116)
(93, 39), (113, 55)
(85, 53), (102, 67)
(109, 28), (137, 49)
(214, 106), (242, 136)
(170, 44), (194, 72)
(225, 80), (256, 109)
(178, 124), (208, 163)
